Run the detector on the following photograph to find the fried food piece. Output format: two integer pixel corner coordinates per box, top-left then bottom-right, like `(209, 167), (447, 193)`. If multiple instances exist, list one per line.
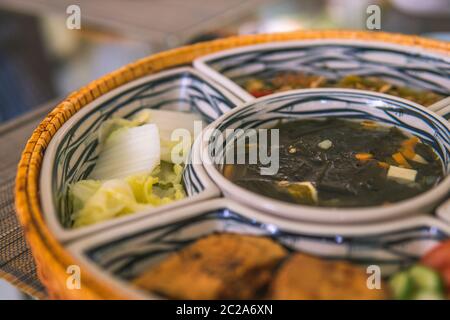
(268, 253), (388, 300)
(133, 233), (288, 299)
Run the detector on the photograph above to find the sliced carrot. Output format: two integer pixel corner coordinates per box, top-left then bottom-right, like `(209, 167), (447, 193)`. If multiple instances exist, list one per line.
(400, 147), (416, 160)
(355, 153), (373, 161)
(377, 161), (390, 169)
(392, 152), (411, 168)
(223, 164), (234, 179)
(250, 89), (274, 97)
(361, 120), (377, 128)
(401, 136), (420, 149)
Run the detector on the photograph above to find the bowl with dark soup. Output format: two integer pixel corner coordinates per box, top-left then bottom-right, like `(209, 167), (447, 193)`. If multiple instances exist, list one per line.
(200, 89), (450, 223)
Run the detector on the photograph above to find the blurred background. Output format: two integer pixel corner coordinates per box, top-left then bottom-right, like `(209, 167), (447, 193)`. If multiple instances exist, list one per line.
(0, 0), (449, 123)
(0, 0), (449, 299)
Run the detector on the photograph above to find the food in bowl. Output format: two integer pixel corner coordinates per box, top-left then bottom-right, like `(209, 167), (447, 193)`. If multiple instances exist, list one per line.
(132, 232), (388, 299)
(242, 73), (444, 106)
(133, 233), (288, 299)
(223, 118), (444, 208)
(133, 233), (450, 300)
(389, 239), (450, 300)
(72, 197), (450, 300)
(420, 240), (450, 297)
(68, 109), (202, 228)
(268, 253), (387, 300)
(201, 89), (450, 223)
(131, 231), (450, 300)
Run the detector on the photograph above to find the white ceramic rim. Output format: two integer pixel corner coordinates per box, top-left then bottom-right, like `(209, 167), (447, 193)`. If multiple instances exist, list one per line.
(200, 88), (450, 224)
(435, 104), (450, 119)
(67, 198), (450, 300)
(40, 67), (229, 243)
(429, 97), (450, 113)
(194, 39), (450, 103)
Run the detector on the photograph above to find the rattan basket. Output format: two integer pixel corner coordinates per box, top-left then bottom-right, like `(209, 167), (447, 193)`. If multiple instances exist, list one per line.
(15, 30), (450, 299)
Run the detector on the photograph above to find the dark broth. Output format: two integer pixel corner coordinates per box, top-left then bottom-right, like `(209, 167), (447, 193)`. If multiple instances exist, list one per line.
(225, 118), (444, 208)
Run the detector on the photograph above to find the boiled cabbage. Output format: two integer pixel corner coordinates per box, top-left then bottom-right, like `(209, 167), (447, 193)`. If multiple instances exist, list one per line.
(67, 109), (199, 228)
(89, 123), (160, 180)
(70, 162), (185, 228)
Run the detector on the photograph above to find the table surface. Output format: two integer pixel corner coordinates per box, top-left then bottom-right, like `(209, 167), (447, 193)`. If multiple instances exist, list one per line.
(0, 103), (54, 299)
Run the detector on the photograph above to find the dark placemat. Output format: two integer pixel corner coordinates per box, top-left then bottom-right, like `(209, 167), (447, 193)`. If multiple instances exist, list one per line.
(0, 105), (53, 299)
(0, 170), (47, 299)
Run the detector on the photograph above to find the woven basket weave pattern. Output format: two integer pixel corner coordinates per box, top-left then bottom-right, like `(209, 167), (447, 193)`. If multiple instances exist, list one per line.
(14, 30), (450, 299)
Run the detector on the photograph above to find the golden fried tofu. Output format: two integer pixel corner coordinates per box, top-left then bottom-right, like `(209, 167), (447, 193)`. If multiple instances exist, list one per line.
(268, 253), (388, 300)
(133, 233), (288, 299)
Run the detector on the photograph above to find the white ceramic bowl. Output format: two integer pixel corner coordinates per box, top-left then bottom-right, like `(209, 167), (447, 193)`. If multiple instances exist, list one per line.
(194, 39), (450, 103)
(199, 88), (450, 224)
(67, 198), (450, 299)
(40, 67), (243, 242)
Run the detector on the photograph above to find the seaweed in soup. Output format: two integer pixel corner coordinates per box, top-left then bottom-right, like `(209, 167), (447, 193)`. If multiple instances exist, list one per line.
(225, 118), (444, 208)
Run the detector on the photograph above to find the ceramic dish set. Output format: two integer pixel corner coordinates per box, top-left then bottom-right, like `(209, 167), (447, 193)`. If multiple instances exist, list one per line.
(38, 40), (450, 299)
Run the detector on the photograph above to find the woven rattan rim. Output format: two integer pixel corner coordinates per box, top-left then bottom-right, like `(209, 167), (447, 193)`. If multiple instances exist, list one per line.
(14, 30), (450, 299)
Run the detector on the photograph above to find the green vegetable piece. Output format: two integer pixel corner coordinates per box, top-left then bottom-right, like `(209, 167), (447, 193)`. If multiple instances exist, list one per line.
(390, 264), (445, 300)
(412, 290), (444, 300)
(70, 162), (186, 228)
(409, 265), (444, 293)
(389, 271), (414, 300)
